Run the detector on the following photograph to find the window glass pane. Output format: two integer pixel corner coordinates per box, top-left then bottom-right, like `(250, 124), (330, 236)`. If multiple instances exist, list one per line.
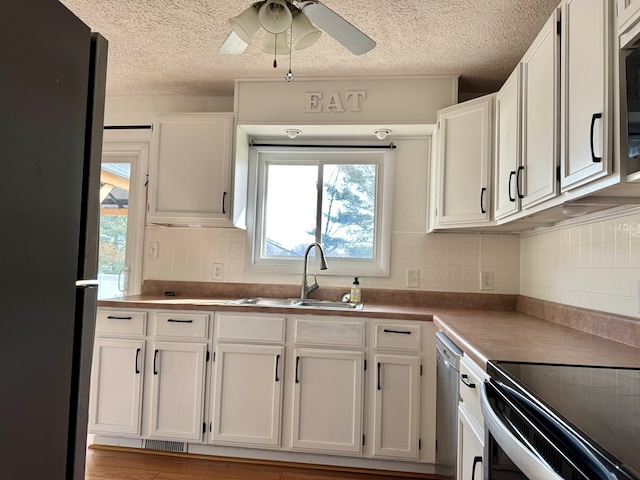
(98, 162), (130, 298)
(264, 164), (317, 256)
(321, 164), (376, 258)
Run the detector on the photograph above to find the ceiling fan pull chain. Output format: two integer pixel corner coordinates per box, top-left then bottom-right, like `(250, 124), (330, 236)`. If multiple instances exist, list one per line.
(273, 33), (278, 68)
(286, 26), (294, 82)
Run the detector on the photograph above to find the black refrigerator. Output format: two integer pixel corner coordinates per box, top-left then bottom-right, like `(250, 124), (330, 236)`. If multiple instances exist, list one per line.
(0, 1), (107, 479)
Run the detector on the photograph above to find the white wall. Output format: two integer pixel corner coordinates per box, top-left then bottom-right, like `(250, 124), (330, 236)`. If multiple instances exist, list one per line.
(520, 208), (640, 318)
(104, 96), (234, 125)
(142, 136), (520, 294)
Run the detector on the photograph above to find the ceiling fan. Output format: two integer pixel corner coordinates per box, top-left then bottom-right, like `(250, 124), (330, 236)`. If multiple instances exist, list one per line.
(219, 0), (376, 59)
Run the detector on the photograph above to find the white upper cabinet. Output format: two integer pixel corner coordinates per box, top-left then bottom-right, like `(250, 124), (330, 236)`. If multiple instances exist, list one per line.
(148, 113), (235, 227)
(521, 8), (560, 209)
(494, 65), (523, 220)
(495, 9), (560, 222)
(433, 95), (494, 229)
(618, 0), (640, 34)
(560, 0), (613, 190)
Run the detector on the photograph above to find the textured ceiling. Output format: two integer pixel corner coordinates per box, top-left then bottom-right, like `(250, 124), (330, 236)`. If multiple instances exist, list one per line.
(59, 0), (560, 98)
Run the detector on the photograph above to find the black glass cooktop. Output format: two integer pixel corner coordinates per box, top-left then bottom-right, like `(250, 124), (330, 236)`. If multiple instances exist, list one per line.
(488, 361), (640, 479)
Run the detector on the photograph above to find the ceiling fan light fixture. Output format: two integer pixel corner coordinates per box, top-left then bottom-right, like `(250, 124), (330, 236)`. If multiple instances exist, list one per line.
(228, 5), (260, 44)
(259, 0), (292, 34)
(292, 11), (322, 50)
(374, 129), (391, 140)
(262, 32), (290, 55)
(285, 129), (302, 138)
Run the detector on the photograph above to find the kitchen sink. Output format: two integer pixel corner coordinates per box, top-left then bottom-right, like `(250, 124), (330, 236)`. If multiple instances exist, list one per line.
(227, 297), (363, 310)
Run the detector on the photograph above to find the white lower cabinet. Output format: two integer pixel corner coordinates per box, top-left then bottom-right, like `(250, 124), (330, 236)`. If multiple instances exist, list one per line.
(89, 338), (144, 436)
(149, 341), (207, 441)
(372, 353), (421, 459)
(91, 308), (437, 472)
(291, 347), (364, 454)
(210, 343), (283, 447)
(457, 355), (488, 480)
(457, 405), (484, 480)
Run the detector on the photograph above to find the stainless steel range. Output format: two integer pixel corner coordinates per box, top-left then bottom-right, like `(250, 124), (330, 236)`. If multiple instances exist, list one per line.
(482, 362), (640, 479)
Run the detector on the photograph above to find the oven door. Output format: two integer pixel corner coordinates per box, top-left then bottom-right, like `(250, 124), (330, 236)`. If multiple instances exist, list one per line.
(481, 379), (626, 480)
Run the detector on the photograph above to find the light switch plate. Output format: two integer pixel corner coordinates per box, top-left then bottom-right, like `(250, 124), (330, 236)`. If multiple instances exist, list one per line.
(407, 269), (419, 288)
(148, 241), (159, 259)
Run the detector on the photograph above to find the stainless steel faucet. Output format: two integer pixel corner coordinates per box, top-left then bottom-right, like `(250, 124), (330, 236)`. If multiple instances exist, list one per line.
(301, 242), (328, 299)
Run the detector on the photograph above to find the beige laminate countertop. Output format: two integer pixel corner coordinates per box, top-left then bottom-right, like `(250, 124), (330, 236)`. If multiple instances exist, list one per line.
(98, 295), (640, 370)
(434, 310), (640, 370)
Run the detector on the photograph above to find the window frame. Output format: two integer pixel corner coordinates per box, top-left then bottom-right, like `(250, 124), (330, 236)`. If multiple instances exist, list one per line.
(245, 146), (394, 277)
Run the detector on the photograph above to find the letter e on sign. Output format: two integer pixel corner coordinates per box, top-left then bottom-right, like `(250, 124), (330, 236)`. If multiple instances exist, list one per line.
(304, 92), (322, 112)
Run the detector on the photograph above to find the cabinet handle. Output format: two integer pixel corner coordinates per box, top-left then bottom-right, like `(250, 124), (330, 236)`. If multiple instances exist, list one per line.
(383, 328), (411, 335)
(153, 349), (159, 375)
(377, 362), (381, 390)
(590, 112), (603, 163)
(461, 373), (476, 389)
(167, 319), (193, 323)
(516, 166), (524, 199)
(107, 315), (131, 320)
(295, 356), (300, 383)
(508, 171), (516, 202)
(275, 354), (280, 382)
(471, 456), (483, 480)
(135, 347), (141, 374)
(222, 191), (227, 214)
(480, 187), (486, 214)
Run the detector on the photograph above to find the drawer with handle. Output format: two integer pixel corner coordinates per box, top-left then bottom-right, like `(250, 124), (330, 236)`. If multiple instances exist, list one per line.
(374, 323), (421, 351)
(95, 309), (147, 336)
(459, 354), (487, 425)
(154, 311), (210, 339)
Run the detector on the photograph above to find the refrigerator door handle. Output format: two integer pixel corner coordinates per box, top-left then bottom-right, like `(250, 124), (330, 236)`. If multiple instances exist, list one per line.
(75, 279), (99, 288)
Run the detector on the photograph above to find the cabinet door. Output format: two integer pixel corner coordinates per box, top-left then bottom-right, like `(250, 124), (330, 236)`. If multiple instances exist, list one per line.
(521, 9), (560, 208)
(618, 0), (640, 34)
(457, 405), (484, 480)
(148, 113), (234, 227)
(88, 339), (144, 436)
(372, 354), (420, 459)
(560, 0), (611, 189)
(436, 95), (493, 227)
(211, 344), (284, 447)
(291, 348), (364, 454)
(149, 342), (207, 441)
(494, 66), (522, 220)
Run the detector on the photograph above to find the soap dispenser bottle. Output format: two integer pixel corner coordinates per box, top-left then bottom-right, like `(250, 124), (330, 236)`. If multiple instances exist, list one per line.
(350, 277), (361, 304)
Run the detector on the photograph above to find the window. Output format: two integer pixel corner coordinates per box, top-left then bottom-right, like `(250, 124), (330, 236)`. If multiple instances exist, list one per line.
(246, 147), (394, 277)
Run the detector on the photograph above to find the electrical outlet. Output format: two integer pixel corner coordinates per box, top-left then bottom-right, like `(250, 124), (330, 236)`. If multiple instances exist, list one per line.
(407, 269), (420, 288)
(481, 271), (494, 291)
(212, 263), (223, 281)
(148, 241), (159, 260)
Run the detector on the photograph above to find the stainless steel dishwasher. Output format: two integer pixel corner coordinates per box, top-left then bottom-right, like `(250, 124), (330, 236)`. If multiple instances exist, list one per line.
(435, 331), (463, 479)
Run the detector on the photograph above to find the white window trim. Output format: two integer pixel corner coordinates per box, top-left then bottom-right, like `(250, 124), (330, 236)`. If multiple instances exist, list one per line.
(245, 145), (394, 277)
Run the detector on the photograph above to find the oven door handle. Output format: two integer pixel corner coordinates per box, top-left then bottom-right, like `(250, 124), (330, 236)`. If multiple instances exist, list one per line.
(481, 381), (564, 480)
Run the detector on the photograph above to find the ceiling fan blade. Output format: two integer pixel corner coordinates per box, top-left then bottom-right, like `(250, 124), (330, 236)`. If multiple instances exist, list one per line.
(219, 31), (249, 54)
(299, 1), (376, 55)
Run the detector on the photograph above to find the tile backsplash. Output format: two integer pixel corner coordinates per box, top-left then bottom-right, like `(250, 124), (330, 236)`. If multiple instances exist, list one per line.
(143, 226), (521, 295)
(520, 208), (640, 318)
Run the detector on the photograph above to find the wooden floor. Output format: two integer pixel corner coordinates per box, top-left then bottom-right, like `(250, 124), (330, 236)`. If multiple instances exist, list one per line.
(85, 447), (437, 480)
